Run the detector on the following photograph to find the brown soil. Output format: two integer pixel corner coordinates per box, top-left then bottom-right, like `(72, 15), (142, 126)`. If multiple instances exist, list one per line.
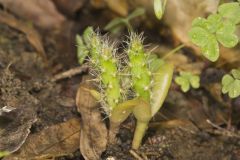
(1, 7), (240, 160)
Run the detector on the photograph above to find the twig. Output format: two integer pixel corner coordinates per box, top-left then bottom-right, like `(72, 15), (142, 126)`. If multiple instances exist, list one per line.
(129, 149), (144, 160)
(51, 64), (88, 82)
(206, 119), (240, 138)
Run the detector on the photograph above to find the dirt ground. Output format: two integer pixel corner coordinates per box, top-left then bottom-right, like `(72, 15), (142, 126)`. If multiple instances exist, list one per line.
(1, 1), (240, 160)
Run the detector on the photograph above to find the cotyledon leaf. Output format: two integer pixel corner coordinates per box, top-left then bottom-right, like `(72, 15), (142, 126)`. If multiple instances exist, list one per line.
(151, 63), (174, 116)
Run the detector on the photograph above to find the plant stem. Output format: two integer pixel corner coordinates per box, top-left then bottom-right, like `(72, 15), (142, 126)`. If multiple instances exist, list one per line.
(132, 121), (148, 150)
(162, 44), (185, 60)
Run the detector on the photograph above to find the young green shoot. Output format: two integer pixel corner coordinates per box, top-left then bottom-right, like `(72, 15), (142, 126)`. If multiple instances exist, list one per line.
(189, 2), (240, 62)
(104, 8), (145, 34)
(175, 72), (200, 92)
(222, 69), (240, 98)
(76, 28), (174, 150)
(154, 0), (168, 20)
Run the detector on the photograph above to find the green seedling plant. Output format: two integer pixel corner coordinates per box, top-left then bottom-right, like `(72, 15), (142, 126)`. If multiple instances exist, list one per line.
(76, 27), (173, 149)
(189, 2), (240, 62)
(222, 69), (240, 98)
(104, 7), (145, 34)
(154, 0), (167, 20)
(189, 1), (240, 99)
(175, 72), (200, 92)
(0, 151), (9, 158)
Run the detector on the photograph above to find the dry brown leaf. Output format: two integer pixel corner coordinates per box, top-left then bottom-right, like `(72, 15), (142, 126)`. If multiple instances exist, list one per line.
(52, 0), (85, 17)
(90, 0), (106, 9)
(0, 69), (38, 154)
(216, 47), (240, 69)
(105, 0), (128, 16)
(150, 119), (199, 132)
(76, 76), (107, 160)
(163, 90), (227, 129)
(0, 0), (65, 30)
(4, 118), (80, 160)
(0, 11), (47, 63)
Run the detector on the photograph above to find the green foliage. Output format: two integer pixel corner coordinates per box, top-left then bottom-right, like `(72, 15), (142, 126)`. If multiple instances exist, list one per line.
(147, 54), (165, 72)
(154, 0), (167, 20)
(76, 35), (89, 64)
(175, 72), (200, 92)
(189, 2), (240, 62)
(99, 45), (121, 110)
(104, 8), (145, 34)
(128, 33), (151, 101)
(76, 28), (173, 149)
(222, 69), (240, 98)
(76, 27), (121, 111)
(0, 151), (9, 158)
(151, 62), (173, 116)
(218, 2), (240, 24)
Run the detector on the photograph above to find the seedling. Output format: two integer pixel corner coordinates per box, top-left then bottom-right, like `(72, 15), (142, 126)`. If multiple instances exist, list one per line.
(189, 2), (240, 99)
(104, 8), (145, 34)
(154, 0), (167, 20)
(189, 2), (240, 62)
(222, 69), (240, 98)
(76, 28), (173, 149)
(175, 72), (200, 92)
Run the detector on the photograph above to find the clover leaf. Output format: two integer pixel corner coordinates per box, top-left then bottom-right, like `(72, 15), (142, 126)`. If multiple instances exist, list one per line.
(218, 2), (240, 25)
(189, 27), (219, 62)
(192, 17), (208, 28)
(206, 14), (222, 33)
(231, 69), (240, 79)
(216, 20), (239, 48)
(222, 69), (240, 98)
(189, 2), (240, 62)
(175, 72), (200, 92)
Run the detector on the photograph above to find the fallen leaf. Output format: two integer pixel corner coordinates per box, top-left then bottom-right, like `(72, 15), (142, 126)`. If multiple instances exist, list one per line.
(0, 11), (47, 63)
(150, 119), (199, 132)
(105, 0), (128, 16)
(4, 118), (80, 160)
(76, 76), (107, 160)
(0, 0), (66, 30)
(0, 69), (38, 154)
(52, 0), (85, 17)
